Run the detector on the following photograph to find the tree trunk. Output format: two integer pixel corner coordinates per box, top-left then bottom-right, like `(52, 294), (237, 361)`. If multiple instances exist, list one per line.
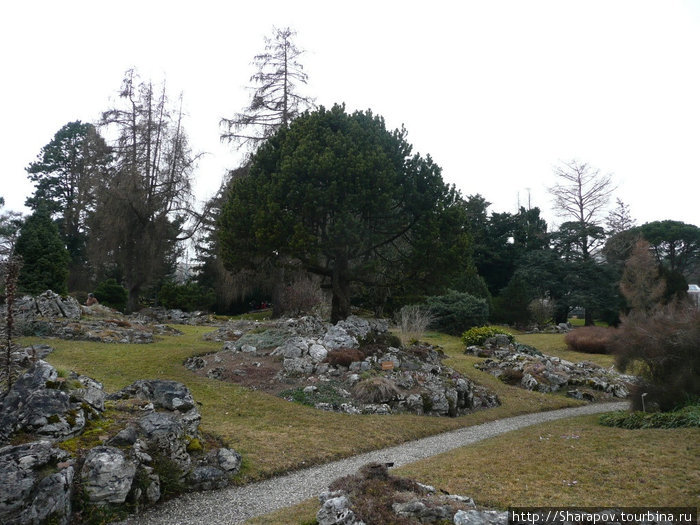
(584, 308), (594, 326)
(127, 285), (140, 314)
(330, 256), (351, 324)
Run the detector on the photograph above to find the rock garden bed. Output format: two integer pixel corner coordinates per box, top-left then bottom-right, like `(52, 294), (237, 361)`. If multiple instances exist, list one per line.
(0, 355), (241, 525)
(187, 315), (500, 417)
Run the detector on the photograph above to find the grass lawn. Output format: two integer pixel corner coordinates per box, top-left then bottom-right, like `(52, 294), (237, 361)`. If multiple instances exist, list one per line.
(397, 414), (700, 508)
(247, 416), (699, 524)
(25, 326), (580, 483)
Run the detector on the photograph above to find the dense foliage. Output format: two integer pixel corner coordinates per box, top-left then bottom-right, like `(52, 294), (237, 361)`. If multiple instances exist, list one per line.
(461, 326), (514, 347)
(219, 104), (472, 322)
(425, 291), (489, 335)
(93, 278), (128, 312)
(14, 207), (70, 295)
(611, 303), (699, 412)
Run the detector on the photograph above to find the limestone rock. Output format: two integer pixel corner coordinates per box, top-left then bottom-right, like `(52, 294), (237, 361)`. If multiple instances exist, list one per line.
(0, 441), (73, 525)
(453, 510), (509, 525)
(110, 379), (196, 412)
(186, 465), (228, 491)
(80, 446), (136, 505)
(317, 495), (365, 525)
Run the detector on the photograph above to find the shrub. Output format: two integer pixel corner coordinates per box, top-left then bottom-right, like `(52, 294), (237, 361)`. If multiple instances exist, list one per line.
(352, 377), (400, 404)
(426, 290), (488, 335)
(275, 275), (323, 317)
(461, 326), (514, 348)
(158, 280), (215, 312)
(611, 303), (700, 411)
(325, 348), (365, 368)
(528, 298), (554, 326)
(564, 326), (614, 354)
(395, 304), (434, 346)
(93, 278), (128, 311)
(599, 405), (700, 429)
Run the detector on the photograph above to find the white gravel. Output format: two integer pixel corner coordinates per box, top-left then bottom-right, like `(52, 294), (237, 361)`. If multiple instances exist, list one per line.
(119, 401), (628, 525)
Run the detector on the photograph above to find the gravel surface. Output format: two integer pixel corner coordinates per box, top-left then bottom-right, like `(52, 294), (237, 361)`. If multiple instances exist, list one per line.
(119, 401), (628, 525)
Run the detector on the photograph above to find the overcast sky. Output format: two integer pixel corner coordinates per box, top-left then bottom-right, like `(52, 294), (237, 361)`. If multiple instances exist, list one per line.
(2, 0), (699, 229)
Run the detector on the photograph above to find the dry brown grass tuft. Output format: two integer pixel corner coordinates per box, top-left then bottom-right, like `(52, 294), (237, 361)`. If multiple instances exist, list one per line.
(352, 377), (400, 404)
(564, 326), (614, 354)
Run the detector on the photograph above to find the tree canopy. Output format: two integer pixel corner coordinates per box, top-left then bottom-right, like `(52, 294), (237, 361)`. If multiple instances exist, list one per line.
(218, 104), (469, 322)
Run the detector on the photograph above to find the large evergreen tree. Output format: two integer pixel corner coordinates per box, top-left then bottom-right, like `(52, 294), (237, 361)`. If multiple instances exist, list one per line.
(219, 104), (470, 322)
(14, 207), (70, 295)
(25, 121), (111, 289)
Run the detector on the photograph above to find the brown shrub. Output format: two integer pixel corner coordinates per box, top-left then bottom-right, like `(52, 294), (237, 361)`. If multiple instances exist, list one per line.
(611, 303), (700, 411)
(564, 326), (613, 354)
(325, 348), (365, 367)
(352, 377), (400, 404)
(500, 368), (524, 385)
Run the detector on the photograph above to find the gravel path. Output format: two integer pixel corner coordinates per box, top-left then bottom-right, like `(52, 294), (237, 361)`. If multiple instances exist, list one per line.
(121, 401), (628, 525)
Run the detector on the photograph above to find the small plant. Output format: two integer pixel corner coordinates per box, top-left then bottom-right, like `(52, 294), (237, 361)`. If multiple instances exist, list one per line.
(599, 405), (700, 429)
(352, 377), (400, 404)
(564, 326), (613, 354)
(325, 348), (365, 368)
(1, 254), (22, 393)
(395, 304), (434, 347)
(461, 326), (514, 348)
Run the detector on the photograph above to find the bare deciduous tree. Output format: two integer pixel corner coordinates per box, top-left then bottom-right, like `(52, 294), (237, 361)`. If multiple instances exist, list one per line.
(91, 70), (201, 312)
(549, 159), (615, 258)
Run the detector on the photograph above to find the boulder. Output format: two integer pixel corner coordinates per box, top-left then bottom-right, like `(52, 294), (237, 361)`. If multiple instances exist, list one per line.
(80, 446), (136, 505)
(0, 361), (98, 444)
(0, 441), (74, 525)
(110, 379), (196, 412)
(322, 325), (358, 350)
(186, 465), (228, 491)
(138, 412), (191, 471)
(317, 495), (364, 525)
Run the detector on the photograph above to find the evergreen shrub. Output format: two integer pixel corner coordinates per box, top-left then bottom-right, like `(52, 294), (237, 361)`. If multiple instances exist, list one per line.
(426, 290), (488, 335)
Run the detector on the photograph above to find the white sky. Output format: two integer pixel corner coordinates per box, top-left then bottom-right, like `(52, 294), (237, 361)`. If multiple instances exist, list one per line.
(2, 0), (699, 229)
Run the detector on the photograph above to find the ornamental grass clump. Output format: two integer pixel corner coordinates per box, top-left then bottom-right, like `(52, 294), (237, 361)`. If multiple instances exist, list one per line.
(352, 377), (400, 404)
(564, 326), (614, 354)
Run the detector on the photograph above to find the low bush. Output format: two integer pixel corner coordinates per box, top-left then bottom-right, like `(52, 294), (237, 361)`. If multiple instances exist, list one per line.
(461, 326), (514, 348)
(352, 377), (400, 404)
(158, 280), (215, 312)
(426, 291), (488, 336)
(325, 348), (365, 368)
(564, 326), (614, 354)
(599, 405), (700, 429)
(275, 275), (323, 317)
(93, 278), (128, 312)
(611, 303), (700, 411)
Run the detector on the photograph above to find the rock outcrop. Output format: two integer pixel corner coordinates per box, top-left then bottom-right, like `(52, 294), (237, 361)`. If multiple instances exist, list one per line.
(194, 315), (500, 416)
(316, 462), (506, 525)
(0, 364), (241, 523)
(466, 340), (633, 399)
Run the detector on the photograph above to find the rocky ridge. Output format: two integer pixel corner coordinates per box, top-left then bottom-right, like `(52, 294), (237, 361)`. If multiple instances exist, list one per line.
(467, 337), (634, 400)
(189, 315), (500, 417)
(0, 360), (241, 525)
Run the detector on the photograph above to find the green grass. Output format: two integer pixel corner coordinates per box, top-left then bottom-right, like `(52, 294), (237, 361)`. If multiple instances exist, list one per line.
(23, 327), (579, 483)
